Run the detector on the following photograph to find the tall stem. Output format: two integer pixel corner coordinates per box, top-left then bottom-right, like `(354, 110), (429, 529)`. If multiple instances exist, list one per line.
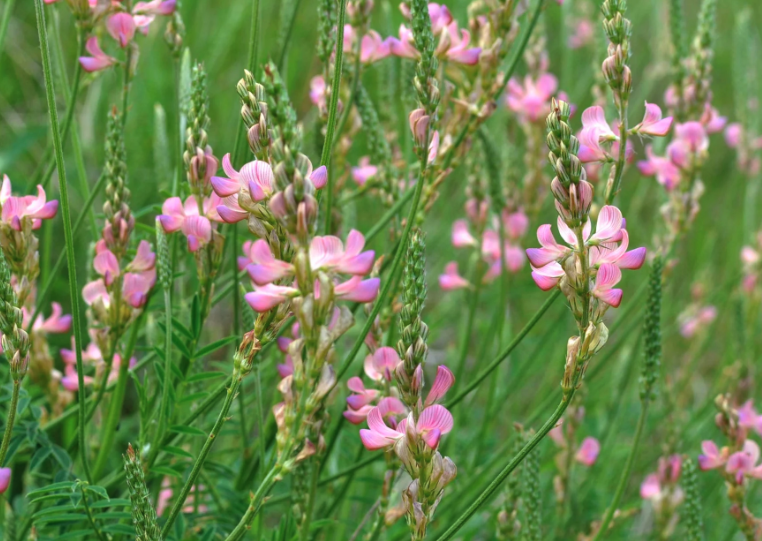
(453, 257), (484, 388)
(34, 0), (92, 483)
(0, 381), (20, 467)
(321, 0), (347, 234)
(434, 387), (578, 541)
(605, 101), (629, 205)
(155, 287), (173, 456)
(592, 399), (649, 540)
(224, 464), (283, 541)
(160, 371), (244, 537)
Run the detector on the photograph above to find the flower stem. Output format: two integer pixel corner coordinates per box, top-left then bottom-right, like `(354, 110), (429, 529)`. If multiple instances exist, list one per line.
(0, 381), (20, 467)
(321, 0), (347, 234)
(155, 287), (174, 459)
(33, 0), (92, 484)
(446, 290), (561, 408)
(453, 256), (484, 389)
(605, 101), (629, 205)
(435, 386), (578, 541)
(224, 463), (283, 541)
(0, 0), (16, 56)
(591, 399), (649, 540)
(160, 369), (244, 537)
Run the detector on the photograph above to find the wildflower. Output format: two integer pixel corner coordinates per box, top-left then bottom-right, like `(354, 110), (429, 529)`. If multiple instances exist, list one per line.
(640, 455), (684, 514)
(309, 76), (327, 110)
(505, 74), (562, 123)
(632, 102), (674, 137)
(83, 241), (156, 309)
(737, 401), (762, 435)
(344, 26), (392, 64)
(725, 440), (762, 483)
(0, 468), (10, 494)
(158, 195), (223, 251)
(679, 305), (717, 338)
(438, 262), (470, 290)
(698, 440), (728, 471)
(568, 19), (594, 49)
(107, 13), (137, 48)
(28, 303), (71, 334)
(79, 37), (117, 73)
(575, 437), (601, 466)
(0, 181), (58, 231)
(351, 157), (377, 186)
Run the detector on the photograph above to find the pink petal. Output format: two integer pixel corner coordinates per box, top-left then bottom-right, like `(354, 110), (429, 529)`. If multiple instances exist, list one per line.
(310, 166), (328, 189)
(575, 437), (600, 466)
(360, 428), (394, 450)
(591, 206), (623, 242)
(210, 175), (241, 197)
(107, 13), (136, 48)
(452, 220), (476, 248)
(617, 247), (647, 270)
(335, 277), (380, 303)
(425, 365), (455, 405)
(640, 473), (661, 499)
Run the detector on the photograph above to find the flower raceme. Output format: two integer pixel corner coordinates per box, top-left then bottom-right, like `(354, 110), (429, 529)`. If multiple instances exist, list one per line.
(244, 230), (379, 312)
(83, 240), (156, 310)
(526, 205), (646, 308)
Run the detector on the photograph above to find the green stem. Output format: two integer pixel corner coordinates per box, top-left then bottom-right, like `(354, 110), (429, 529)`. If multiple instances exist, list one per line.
(453, 257), (484, 388)
(276, 0), (303, 71)
(81, 487), (108, 541)
(321, 0), (347, 234)
(92, 322), (141, 480)
(446, 290), (561, 408)
(155, 287), (174, 457)
(605, 100), (629, 205)
(33, 0), (92, 483)
(0, 0), (16, 56)
(299, 457), (321, 541)
(592, 399), (650, 540)
(25, 172), (108, 333)
(335, 143), (429, 383)
(224, 464), (283, 541)
(434, 388), (577, 541)
(160, 370), (244, 537)
(0, 381), (20, 466)
(331, 33), (362, 150)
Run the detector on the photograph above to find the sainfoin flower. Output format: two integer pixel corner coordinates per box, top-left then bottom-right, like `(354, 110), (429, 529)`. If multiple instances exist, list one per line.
(577, 106), (635, 163)
(632, 102), (674, 137)
(505, 73), (564, 123)
(725, 440), (762, 483)
(698, 440), (728, 471)
(351, 157), (377, 186)
(82, 240), (156, 309)
(0, 468), (10, 494)
(679, 305), (717, 338)
(575, 437), (601, 466)
(438, 262), (470, 291)
(107, 13), (137, 48)
(526, 206), (646, 306)
(640, 455), (683, 508)
(0, 177), (58, 231)
(79, 37), (117, 73)
(158, 194), (223, 251)
(27, 303), (72, 334)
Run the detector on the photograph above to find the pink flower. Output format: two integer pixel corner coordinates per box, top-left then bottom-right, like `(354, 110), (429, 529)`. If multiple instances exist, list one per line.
(679, 305), (717, 338)
(568, 19), (594, 49)
(674, 122), (708, 153)
(351, 157), (377, 186)
(364, 347), (399, 382)
(637, 145), (682, 191)
(575, 437), (600, 466)
(578, 106), (618, 163)
(439, 262), (470, 290)
(589, 230), (647, 270)
(360, 403), (453, 451)
(526, 224), (571, 267)
(334, 276), (380, 303)
(358, 397), (408, 449)
(211, 153), (274, 201)
(107, 13), (136, 48)
(698, 440), (727, 470)
(30, 303), (71, 334)
(503, 210), (529, 240)
(1, 182), (58, 231)
(309, 230), (375, 275)
(344, 377), (383, 424)
(738, 401), (762, 435)
(452, 220), (477, 248)
(633, 102), (673, 137)
(724, 122), (742, 148)
(640, 473), (661, 500)
(726, 440), (762, 483)
(505, 74), (560, 123)
(309, 76), (327, 109)
(701, 104), (727, 134)
(158, 195), (222, 251)
(360, 31), (392, 64)
(389, 25), (418, 59)
(591, 263), (623, 307)
(79, 37), (117, 73)
(0, 468), (11, 494)
(133, 0), (176, 16)
(439, 22), (481, 65)
(244, 283), (299, 312)
(424, 365), (455, 406)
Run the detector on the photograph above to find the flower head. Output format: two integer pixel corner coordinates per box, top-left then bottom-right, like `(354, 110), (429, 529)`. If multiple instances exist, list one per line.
(79, 37), (117, 73)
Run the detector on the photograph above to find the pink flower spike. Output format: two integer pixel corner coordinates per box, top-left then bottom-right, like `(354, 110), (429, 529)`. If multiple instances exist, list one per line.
(698, 440), (726, 470)
(425, 365), (455, 406)
(530, 262), (564, 291)
(244, 284), (298, 312)
(675, 122), (708, 153)
(107, 13), (137, 48)
(575, 437), (600, 466)
(439, 262), (470, 290)
(79, 37), (117, 73)
(245, 239), (294, 285)
(634, 102), (673, 137)
(0, 468), (11, 494)
(592, 263), (622, 307)
(417, 405), (454, 449)
(335, 276), (380, 303)
(452, 220), (477, 248)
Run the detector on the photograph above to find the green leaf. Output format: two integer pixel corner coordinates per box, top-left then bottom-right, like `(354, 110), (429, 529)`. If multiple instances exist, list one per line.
(170, 425), (207, 436)
(50, 444), (72, 469)
(33, 504), (80, 518)
(34, 513), (88, 523)
(102, 524), (137, 535)
(83, 485), (109, 500)
(163, 445), (195, 459)
(29, 446), (52, 471)
(89, 498), (131, 509)
(185, 371), (226, 383)
(191, 294), (201, 338)
(178, 392), (209, 404)
(192, 336), (238, 359)
(53, 529), (93, 540)
(94, 512), (132, 520)
(27, 481), (76, 497)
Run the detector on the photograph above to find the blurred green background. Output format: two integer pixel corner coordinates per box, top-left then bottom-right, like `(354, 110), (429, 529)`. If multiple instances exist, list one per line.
(2, 0), (762, 538)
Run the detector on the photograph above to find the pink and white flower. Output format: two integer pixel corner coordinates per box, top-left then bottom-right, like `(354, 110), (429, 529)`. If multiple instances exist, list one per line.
(107, 13), (137, 48)
(506, 74), (563, 123)
(351, 157), (378, 186)
(79, 37), (117, 73)
(632, 102), (673, 137)
(158, 194), (223, 251)
(0, 178), (58, 231)
(439, 262), (470, 290)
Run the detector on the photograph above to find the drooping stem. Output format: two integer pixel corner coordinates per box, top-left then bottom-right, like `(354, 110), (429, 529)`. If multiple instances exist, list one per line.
(0, 381), (20, 467)
(33, 0), (92, 483)
(160, 371), (244, 537)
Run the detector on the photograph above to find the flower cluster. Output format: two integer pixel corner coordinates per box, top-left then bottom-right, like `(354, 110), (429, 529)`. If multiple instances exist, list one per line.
(699, 394), (762, 537)
(677, 283), (717, 338)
